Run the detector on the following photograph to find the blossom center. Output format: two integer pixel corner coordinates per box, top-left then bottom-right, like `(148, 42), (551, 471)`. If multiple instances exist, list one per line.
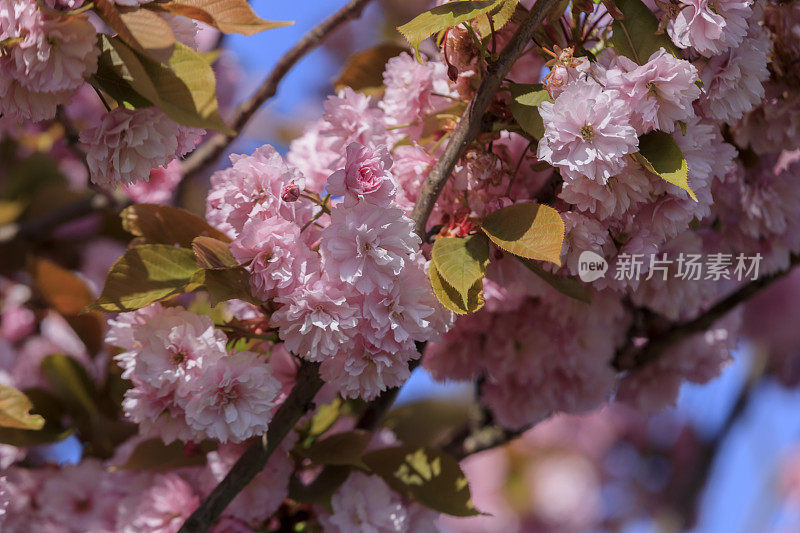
(580, 123), (595, 142)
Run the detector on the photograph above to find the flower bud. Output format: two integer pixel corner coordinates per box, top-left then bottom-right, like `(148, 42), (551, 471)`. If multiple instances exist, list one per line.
(281, 183), (301, 202)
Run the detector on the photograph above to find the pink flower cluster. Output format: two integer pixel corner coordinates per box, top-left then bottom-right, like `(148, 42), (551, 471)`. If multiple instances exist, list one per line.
(207, 142), (451, 401)
(107, 303), (281, 444)
(0, 0), (98, 121)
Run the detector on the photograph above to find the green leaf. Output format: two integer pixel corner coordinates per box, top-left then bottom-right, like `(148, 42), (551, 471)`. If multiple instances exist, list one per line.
(610, 0), (679, 64)
(634, 130), (697, 201)
(473, 0), (520, 36)
(122, 204), (231, 247)
(151, 0), (293, 36)
(0, 389), (72, 447)
(193, 267), (259, 306)
(115, 438), (216, 471)
(89, 245), (202, 313)
(92, 35), (233, 133)
(431, 235), (490, 306)
(192, 236), (238, 269)
(0, 384), (45, 430)
(93, 0), (169, 58)
(40, 354), (98, 417)
(139, 41), (235, 134)
(429, 261), (484, 315)
(301, 397), (344, 446)
(398, 0), (507, 60)
(363, 445), (481, 517)
(383, 399), (475, 448)
(93, 34), (160, 109)
(334, 43), (408, 93)
(516, 256), (591, 303)
(118, 7), (176, 61)
(508, 83), (550, 139)
(481, 203), (564, 265)
(297, 430), (372, 468)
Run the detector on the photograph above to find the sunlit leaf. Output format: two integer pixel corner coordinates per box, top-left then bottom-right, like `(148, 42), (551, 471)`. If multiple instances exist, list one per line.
(429, 261), (484, 315)
(152, 0), (293, 35)
(431, 235), (490, 307)
(508, 83), (550, 140)
(473, 0), (520, 36)
(0, 385), (45, 430)
(481, 203), (564, 265)
(89, 245), (202, 312)
(93, 34), (160, 109)
(363, 445), (481, 516)
(138, 42), (234, 134)
(192, 236), (238, 269)
(633, 130), (697, 201)
(122, 204), (230, 247)
(398, 0), (508, 60)
(94, 0), (176, 59)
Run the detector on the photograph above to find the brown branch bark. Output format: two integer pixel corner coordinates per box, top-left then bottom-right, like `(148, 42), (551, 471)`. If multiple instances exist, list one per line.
(408, 0), (561, 239)
(178, 361), (324, 533)
(614, 254), (800, 372)
(179, 0), (374, 181)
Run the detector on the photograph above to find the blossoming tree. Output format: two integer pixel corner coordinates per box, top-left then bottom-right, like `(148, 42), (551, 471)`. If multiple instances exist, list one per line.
(1, 0), (799, 530)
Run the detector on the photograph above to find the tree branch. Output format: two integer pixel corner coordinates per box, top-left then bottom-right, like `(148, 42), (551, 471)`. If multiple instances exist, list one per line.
(180, 0), (374, 181)
(0, 193), (115, 246)
(178, 361), (323, 533)
(614, 254), (800, 372)
(408, 0), (561, 239)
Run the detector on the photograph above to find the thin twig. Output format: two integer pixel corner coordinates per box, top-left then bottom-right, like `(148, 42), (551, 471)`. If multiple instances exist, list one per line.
(408, 0), (561, 239)
(178, 361), (324, 533)
(614, 254), (800, 372)
(180, 0), (374, 181)
(0, 193), (114, 246)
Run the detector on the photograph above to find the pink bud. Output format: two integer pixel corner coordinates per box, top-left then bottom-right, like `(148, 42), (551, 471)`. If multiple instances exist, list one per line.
(281, 183), (301, 202)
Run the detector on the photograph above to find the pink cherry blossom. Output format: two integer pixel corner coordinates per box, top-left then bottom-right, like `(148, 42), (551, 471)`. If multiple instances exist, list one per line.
(123, 160), (183, 204)
(113, 304), (227, 385)
(319, 335), (416, 400)
(321, 202), (421, 293)
(326, 142), (396, 208)
(183, 351), (281, 443)
(318, 472), (410, 532)
(206, 144), (311, 236)
(0, 1), (98, 121)
(697, 23), (771, 123)
(380, 52), (455, 140)
(201, 437), (296, 524)
(537, 79), (638, 184)
(322, 86), (388, 154)
(230, 212), (319, 301)
(36, 459), (120, 532)
(125, 474), (200, 533)
(667, 0), (752, 56)
(270, 276), (360, 362)
(609, 49), (700, 133)
(80, 107), (199, 187)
